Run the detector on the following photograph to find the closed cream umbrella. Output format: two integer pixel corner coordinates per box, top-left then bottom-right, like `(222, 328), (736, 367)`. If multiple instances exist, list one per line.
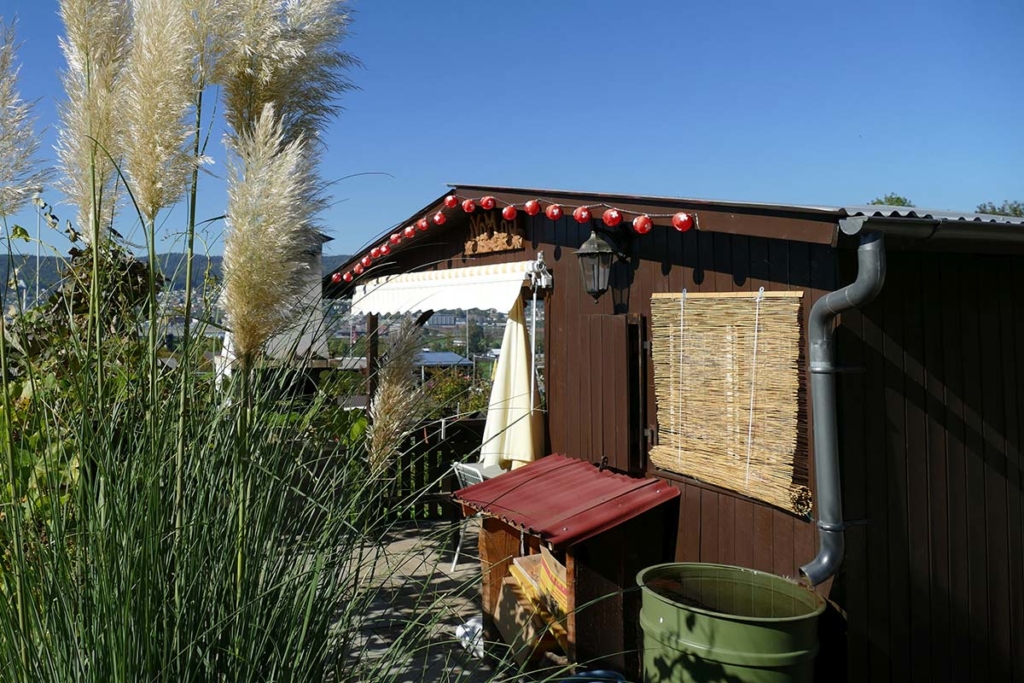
(480, 297), (542, 470)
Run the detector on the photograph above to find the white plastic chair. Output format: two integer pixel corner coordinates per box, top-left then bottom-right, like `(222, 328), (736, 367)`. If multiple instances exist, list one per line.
(451, 461), (486, 572)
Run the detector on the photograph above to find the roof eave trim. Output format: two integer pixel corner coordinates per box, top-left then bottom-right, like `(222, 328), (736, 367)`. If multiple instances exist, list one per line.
(840, 216), (1024, 244)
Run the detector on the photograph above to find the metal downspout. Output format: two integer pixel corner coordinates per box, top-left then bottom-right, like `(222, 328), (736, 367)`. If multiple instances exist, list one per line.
(800, 231), (886, 586)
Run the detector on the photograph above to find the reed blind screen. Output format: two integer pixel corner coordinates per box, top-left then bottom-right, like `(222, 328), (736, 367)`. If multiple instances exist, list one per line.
(649, 290), (811, 514)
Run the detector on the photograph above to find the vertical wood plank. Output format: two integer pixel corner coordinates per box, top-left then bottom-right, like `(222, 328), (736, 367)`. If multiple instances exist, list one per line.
(940, 255), (971, 682)
(1010, 257), (1024, 683)
(958, 258), (990, 682)
(752, 502), (774, 572)
(581, 313), (596, 461)
(700, 487), (720, 564)
(564, 217), (582, 460)
(479, 517), (522, 641)
(608, 315), (629, 471)
(733, 496), (754, 569)
(921, 254), (951, 683)
(883, 255), (911, 681)
(566, 549), (578, 664)
(680, 483), (702, 562)
(978, 255), (1011, 680)
(716, 495), (735, 566)
(902, 253), (933, 681)
(598, 314), (613, 467)
(861, 290), (891, 682)
(836, 300), (868, 681)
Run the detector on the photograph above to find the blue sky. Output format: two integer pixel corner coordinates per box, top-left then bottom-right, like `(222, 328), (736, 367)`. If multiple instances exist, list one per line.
(3, 0), (1023, 257)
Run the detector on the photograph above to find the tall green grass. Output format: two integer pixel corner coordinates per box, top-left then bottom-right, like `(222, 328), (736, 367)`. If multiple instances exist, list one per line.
(0, 2), (575, 678)
(0, 279), (385, 681)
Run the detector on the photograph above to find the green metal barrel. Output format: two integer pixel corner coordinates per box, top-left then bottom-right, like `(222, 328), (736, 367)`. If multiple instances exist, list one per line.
(637, 563), (826, 683)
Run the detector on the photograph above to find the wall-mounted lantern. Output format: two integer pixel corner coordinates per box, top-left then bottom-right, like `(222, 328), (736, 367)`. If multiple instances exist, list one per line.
(575, 229), (618, 300)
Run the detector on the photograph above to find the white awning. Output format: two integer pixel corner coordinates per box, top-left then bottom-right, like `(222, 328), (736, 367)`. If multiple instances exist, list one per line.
(350, 260), (546, 315)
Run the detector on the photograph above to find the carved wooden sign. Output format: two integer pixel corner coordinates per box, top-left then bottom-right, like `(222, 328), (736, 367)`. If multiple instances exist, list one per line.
(465, 210), (524, 255)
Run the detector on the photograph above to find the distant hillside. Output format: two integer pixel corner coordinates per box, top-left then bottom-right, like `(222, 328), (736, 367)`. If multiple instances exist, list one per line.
(1, 252), (351, 297)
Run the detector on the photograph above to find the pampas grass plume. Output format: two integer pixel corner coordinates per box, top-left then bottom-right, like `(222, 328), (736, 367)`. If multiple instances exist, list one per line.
(184, 0), (228, 86)
(218, 0), (356, 145)
(56, 0), (132, 242)
(0, 19), (50, 217)
(368, 322), (427, 474)
(122, 0), (194, 222)
(222, 103), (318, 359)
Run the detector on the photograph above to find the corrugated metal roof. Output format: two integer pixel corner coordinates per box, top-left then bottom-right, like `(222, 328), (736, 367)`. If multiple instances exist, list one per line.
(333, 353), (470, 369)
(454, 454), (679, 549)
(417, 351), (472, 366)
(841, 205), (1024, 225)
(335, 356), (367, 371)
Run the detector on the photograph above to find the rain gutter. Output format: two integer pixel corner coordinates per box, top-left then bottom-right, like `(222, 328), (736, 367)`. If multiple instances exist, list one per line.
(804, 214), (1024, 586)
(801, 231), (886, 586)
(839, 215), (1024, 243)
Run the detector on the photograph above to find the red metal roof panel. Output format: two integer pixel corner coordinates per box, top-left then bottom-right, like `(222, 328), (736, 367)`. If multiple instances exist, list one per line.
(453, 454), (680, 549)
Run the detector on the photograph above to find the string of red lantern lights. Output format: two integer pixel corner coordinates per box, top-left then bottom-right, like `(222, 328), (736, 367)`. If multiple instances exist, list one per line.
(330, 193), (698, 284)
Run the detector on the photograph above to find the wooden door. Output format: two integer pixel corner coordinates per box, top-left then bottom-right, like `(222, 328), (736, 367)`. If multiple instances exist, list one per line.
(567, 314), (645, 475)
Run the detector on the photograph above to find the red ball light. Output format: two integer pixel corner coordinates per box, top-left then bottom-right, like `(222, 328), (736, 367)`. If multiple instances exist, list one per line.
(370, 247), (381, 259)
(331, 272), (342, 284)
(572, 206), (592, 223)
(602, 208), (623, 227)
(433, 211), (446, 225)
(502, 205), (518, 221)
(389, 232), (402, 244)
(632, 214), (653, 235)
(343, 271), (353, 283)
(380, 243), (391, 255)
(480, 195), (496, 210)
(443, 194), (459, 209)
(545, 204), (563, 221)
(525, 199), (542, 216)
(361, 255), (373, 267)
(461, 199), (476, 213)
(404, 226), (416, 238)
(353, 263), (364, 275)
(672, 212), (694, 232)
(418, 218), (431, 231)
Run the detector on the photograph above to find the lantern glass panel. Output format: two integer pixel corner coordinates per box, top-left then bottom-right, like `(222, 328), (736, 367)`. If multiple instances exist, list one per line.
(577, 242), (615, 299)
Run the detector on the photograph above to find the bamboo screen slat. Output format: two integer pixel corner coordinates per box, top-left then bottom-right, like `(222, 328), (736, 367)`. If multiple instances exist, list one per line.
(649, 290), (811, 514)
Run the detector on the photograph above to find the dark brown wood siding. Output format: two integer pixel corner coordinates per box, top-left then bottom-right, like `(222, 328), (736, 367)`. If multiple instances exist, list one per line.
(833, 249), (1024, 682)
(380, 208), (1024, 681)
(395, 211), (833, 583)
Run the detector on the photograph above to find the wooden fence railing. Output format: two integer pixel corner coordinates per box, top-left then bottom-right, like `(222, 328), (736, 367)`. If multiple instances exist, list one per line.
(388, 416), (487, 522)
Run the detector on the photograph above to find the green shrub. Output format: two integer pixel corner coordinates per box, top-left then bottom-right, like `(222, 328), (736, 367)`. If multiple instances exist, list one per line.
(422, 366), (491, 419)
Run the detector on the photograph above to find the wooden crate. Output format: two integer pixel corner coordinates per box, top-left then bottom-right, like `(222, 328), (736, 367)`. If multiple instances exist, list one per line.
(477, 506), (675, 680)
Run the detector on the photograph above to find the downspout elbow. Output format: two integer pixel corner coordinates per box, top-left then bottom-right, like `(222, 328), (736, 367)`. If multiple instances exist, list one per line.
(800, 232), (886, 586)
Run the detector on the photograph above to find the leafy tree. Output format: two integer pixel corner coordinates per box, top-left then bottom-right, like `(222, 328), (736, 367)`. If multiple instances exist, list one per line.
(869, 193), (915, 207)
(976, 200), (1024, 218)
(468, 319), (488, 354)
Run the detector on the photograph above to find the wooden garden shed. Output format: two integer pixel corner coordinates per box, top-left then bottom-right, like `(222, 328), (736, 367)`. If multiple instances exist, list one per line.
(325, 185), (1024, 682)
